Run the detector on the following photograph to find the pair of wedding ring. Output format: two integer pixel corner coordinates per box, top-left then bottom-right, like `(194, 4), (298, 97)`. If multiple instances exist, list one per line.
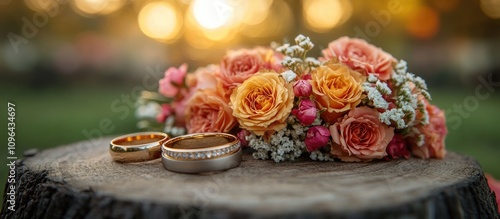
(109, 132), (241, 173)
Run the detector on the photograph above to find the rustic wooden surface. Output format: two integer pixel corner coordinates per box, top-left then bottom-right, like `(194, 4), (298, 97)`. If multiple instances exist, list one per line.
(1, 136), (499, 219)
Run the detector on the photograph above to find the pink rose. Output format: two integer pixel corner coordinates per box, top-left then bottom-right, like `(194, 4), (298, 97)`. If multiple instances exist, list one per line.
(305, 126), (330, 152)
(156, 104), (172, 123)
(321, 37), (396, 81)
(218, 47), (283, 93)
(411, 103), (447, 159)
(293, 80), (312, 97)
(385, 134), (410, 160)
(486, 174), (500, 212)
(237, 129), (251, 147)
(159, 64), (188, 98)
(292, 99), (317, 126)
(330, 107), (395, 162)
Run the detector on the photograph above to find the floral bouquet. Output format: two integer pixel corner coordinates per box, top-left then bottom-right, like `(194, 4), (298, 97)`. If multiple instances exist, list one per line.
(136, 35), (447, 163)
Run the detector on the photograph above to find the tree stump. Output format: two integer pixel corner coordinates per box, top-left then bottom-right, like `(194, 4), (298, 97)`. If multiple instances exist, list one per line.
(1, 136), (499, 219)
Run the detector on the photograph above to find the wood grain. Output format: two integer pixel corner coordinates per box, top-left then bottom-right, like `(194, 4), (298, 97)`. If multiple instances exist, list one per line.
(1, 136), (499, 218)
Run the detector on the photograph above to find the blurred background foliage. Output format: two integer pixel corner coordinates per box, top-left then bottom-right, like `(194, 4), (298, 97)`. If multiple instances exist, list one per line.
(1, 0), (500, 203)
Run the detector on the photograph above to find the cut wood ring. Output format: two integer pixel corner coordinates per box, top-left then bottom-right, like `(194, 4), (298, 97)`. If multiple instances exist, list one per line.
(109, 132), (169, 163)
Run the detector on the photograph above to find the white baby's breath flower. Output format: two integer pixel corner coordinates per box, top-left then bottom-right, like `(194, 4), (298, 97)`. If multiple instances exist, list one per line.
(305, 57), (320, 67)
(295, 34), (307, 44)
(281, 70), (297, 82)
(364, 83), (389, 109)
(396, 59), (408, 72)
(135, 102), (161, 119)
(376, 80), (392, 95)
(380, 108), (407, 129)
(309, 150), (334, 161)
(276, 43), (290, 54)
(367, 74), (378, 83)
(286, 45), (305, 56)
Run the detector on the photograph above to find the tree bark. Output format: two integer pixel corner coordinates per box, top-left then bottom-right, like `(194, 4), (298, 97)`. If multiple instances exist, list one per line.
(2, 136), (499, 219)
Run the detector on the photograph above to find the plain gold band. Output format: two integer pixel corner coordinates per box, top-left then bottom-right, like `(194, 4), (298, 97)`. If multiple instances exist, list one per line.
(109, 132), (169, 163)
(161, 132), (241, 173)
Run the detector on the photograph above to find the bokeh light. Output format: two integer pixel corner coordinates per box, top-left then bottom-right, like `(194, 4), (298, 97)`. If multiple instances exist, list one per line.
(481, 0), (500, 19)
(241, 0), (272, 25)
(192, 0), (233, 29)
(241, 0), (293, 40)
(24, 0), (58, 12)
(303, 0), (352, 32)
(432, 0), (459, 12)
(138, 1), (182, 43)
(405, 6), (440, 39)
(72, 0), (126, 16)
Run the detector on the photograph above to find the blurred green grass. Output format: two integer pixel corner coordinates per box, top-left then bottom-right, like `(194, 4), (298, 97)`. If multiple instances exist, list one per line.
(1, 83), (499, 208)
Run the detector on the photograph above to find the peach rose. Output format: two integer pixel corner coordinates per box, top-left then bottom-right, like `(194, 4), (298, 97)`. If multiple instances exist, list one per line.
(321, 37), (396, 81)
(187, 64), (220, 91)
(218, 47), (283, 93)
(310, 62), (366, 123)
(230, 72), (294, 135)
(411, 103), (447, 159)
(330, 107), (395, 162)
(185, 88), (237, 133)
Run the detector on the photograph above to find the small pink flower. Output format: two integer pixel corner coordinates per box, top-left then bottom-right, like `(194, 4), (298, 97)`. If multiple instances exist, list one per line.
(486, 174), (500, 212)
(293, 80), (312, 97)
(237, 129), (251, 147)
(385, 134), (410, 160)
(156, 104), (172, 123)
(292, 99), (317, 126)
(305, 126), (330, 152)
(159, 64), (188, 98)
(330, 107), (394, 162)
(320, 37), (396, 81)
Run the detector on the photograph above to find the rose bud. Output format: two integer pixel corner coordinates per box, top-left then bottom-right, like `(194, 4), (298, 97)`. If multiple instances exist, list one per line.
(386, 134), (410, 160)
(305, 126), (330, 152)
(293, 79), (312, 97)
(291, 99), (317, 126)
(237, 129), (251, 147)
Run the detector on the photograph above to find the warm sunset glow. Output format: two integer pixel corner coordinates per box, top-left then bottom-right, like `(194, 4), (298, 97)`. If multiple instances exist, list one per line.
(138, 2), (182, 42)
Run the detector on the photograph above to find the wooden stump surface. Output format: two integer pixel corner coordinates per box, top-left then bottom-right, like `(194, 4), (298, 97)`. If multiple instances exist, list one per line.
(1, 136), (499, 219)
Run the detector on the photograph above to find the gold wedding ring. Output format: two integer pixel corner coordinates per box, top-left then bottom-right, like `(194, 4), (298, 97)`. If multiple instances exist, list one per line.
(162, 133), (242, 173)
(109, 132), (169, 163)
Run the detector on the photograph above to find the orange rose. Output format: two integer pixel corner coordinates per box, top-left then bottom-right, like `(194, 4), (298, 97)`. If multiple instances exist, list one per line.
(310, 62), (366, 123)
(230, 72), (294, 135)
(330, 107), (395, 162)
(411, 103), (447, 159)
(185, 88), (237, 133)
